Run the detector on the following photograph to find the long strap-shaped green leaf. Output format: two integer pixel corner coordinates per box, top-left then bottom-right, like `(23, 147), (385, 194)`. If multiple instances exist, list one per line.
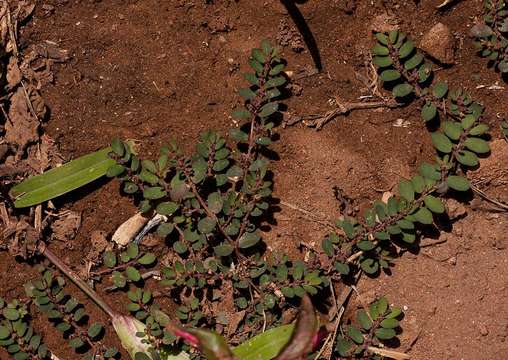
(233, 324), (295, 360)
(10, 147), (115, 208)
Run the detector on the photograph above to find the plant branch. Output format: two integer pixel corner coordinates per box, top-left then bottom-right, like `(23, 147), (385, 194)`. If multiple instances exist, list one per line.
(39, 244), (116, 319)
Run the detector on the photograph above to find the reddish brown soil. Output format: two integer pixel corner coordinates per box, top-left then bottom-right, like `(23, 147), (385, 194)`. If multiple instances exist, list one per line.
(2, 0), (508, 359)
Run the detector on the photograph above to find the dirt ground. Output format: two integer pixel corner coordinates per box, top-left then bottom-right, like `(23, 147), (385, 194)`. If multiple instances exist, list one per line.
(1, 0), (508, 359)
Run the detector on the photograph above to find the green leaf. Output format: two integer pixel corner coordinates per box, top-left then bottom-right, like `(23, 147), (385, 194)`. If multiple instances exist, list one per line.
(264, 76), (286, 89)
(432, 81), (448, 99)
(375, 33), (389, 45)
(198, 217), (216, 234)
(232, 108), (251, 119)
(357, 241), (375, 251)
(392, 83), (413, 98)
(230, 128), (249, 142)
(443, 121), (462, 140)
(141, 160), (157, 174)
(239, 232), (261, 249)
(127, 243), (139, 259)
(456, 150), (479, 167)
(414, 207), (433, 224)
(357, 310), (373, 330)
(380, 318), (400, 329)
(213, 159), (229, 172)
(249, 58), (263, 73)
(377, 298), (388, 314)
(380, 69), (401, 82)
(386, 307), (403, 319)
(461, 114), (476, 129)
(269, 63), (285, 76)
(360, 258), (379, 274)
(402, 230), (416, 243)
(123, 182), (139, 194)
(87, 323), (103, 339)
(397, 219), (414, 230)
(372, 56), (393, 67)
(259, 102), (278, 118)
(388, 30), (398, 44)
(0, 326), (10, 340)
(207, 192), (223, 214)
(336, 337), (353, 357)
(244, 73), (258, 85)
(372, 43), (389, 56)
(173, 241), (187, 254)
(469, 124), (489, 136)
(125, 267), (141, 282)
(398, 40), (415, 58)
(214, 244), (234, 257)
(334, 262), (350, 275)
(106, 164), (126, 177)
(103, 251), (117, 268)
(238, 88), (256, 100)
(424, 195), (445, 214)
(69, 337), (85, 349)
(432, 132), (453, 153)
(418, 63), (432, 83)
(3, 308), (19, 321)
(348, 326), (364, 344)
(374, 328), (396, 340)
(411, 175), (425, 193)
(156, 202), (178, 216)
(498, 60), (508, 73)
(447, 176), (470, 191)
(143, 187), (167, 200)
(419, 162), (441, 180)
(464, 137), (490, 154)
(399, 180), (415, 202)
(421, 103), (437, 122)
(10, 147), (116, 208)
(233, 325), (294, 360)
(157, 223), (174, 237)
(138, 253), (156, 266)
(404, 53), (423, 70)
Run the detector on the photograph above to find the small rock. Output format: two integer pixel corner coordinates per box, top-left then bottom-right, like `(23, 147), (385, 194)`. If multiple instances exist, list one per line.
(420, 23), (455, 65)
(447, 256), (457, 266)
(446, 198), (467, 220)
(218, 35), (227, 44)
(479, 324), (489, 336)
(369, 13), (399, 33)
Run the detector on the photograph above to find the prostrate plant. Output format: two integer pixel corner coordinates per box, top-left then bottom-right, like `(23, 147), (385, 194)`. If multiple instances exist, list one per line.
(25, 267), (118, 359)
(103, 40), (328, 337)
(320, 30), (491, 281)
(470, 0), (508, 74)
(0, 298), (50, 360)
(336, 298), (402, 358)
(99, 243), (157, 290)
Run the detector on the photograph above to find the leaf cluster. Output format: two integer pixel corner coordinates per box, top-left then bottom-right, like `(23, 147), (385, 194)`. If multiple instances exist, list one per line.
(336, 298), (402, 358)
(0, 298), (50, 360)
(471, 0), (508, 74)
(319, 31), (491, 280)
(25, 267), (118, 359)
(102, 243), (157, 289)
(100, 40), (291, 335)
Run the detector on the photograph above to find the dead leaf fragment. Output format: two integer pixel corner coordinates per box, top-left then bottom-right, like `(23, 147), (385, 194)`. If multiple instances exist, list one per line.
(50, 211), (81, 242)
(112, 212), (149, 246)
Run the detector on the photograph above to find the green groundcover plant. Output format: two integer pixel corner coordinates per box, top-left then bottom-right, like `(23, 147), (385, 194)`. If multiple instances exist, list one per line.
(471, 0), (508, 74)
(5, 32), (493, 359)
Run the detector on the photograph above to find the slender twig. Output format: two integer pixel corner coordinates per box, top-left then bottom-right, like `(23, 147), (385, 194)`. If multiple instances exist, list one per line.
(367, 346), (410, 360)
(40, 244), (115, 318)
(280, 200), (336, 231)
(285, 99), (402, 129)
(471, 185), (508, 211)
